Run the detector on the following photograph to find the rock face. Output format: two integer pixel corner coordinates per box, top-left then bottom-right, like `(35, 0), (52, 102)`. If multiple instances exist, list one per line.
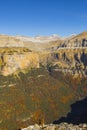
(0, 48), (39, 76)
(39, 32), (87, 76)
(0, 31), (87, 76)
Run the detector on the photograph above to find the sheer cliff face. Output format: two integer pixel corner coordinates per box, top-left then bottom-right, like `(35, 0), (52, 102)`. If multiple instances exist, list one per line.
(0, 49), (39, 76)
(1, 53), (39, 76)
(0, 31), (87, 75)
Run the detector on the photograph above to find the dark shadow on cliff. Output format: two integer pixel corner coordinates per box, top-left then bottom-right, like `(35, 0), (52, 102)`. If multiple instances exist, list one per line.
(74, 53), (80, 63)
(81, 52), (87, 67)
(53, 97), (87, 125)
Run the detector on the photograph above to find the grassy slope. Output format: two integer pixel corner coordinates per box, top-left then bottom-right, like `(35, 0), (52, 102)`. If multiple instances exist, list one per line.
(0, 68), (87, 130)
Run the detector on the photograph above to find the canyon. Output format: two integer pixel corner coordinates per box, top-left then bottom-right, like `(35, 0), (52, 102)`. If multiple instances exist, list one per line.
(0, 31), (87, 130)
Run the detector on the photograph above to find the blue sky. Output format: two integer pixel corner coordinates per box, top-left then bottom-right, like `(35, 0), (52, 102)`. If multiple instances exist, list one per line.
(0, 0), (87, 36)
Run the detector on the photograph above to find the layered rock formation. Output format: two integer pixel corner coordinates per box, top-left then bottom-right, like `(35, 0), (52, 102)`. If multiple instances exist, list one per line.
(0, 31), (87, 76)
(0, 48), (39, 76)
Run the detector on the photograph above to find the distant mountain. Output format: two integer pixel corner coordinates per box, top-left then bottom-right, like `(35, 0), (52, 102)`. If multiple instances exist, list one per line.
(16, 34), (61, 43)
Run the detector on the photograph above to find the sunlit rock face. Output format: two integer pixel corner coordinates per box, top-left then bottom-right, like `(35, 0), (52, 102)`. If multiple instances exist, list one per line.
(0, 51), (39, 76)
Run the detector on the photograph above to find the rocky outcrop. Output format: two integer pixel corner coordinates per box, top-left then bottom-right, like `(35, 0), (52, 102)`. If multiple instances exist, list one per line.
(0, 48), (39, 76)
(21, 123), (87, 130)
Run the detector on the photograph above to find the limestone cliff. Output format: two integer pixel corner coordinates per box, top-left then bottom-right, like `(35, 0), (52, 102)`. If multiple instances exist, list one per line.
(39, 48), (87, 76)
(0, 48), (39, 76)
